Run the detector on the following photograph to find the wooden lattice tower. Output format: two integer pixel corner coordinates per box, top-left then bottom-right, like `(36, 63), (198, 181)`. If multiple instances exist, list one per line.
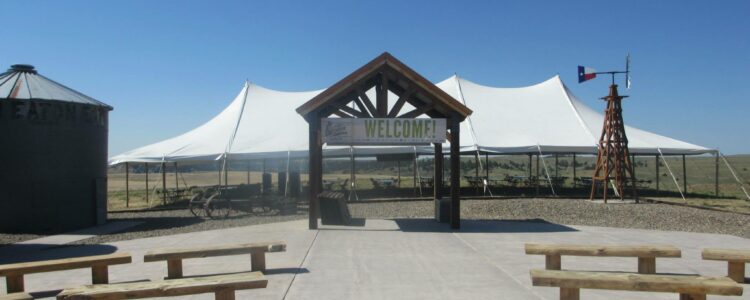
(590, 84), (638, 203)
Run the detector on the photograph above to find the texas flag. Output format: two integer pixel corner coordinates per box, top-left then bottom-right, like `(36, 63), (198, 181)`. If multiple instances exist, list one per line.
(577, 66), (597, 83)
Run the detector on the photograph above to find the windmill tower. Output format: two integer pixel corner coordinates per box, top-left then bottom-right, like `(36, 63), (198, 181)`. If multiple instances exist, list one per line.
(579, 56), (638, 203)
(589, 83), (637, 202)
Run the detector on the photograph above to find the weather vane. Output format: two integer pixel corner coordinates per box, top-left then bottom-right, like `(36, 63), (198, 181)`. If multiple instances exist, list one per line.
(578, 54), (631, 88)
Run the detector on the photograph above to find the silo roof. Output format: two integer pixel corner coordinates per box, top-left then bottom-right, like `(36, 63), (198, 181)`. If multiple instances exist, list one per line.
(0, 64), (112, 110)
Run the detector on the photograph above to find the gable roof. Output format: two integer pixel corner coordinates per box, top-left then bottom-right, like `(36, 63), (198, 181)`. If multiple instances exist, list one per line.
(295, 52), (472, 120)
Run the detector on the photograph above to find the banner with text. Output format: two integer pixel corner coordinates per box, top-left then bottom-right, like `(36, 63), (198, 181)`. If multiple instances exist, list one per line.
(322, 118), (446, 145)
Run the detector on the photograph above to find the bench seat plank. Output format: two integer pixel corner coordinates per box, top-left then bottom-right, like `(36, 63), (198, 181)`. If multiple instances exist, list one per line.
(530, 269), (743, 296)
(525, 244), (681, 257)
(0, 293), (32, 300)
(702, 249), (750, 262)
(0, 253), (132, 276)
(143, 242), (285, 262)
(57, 271), (267, 299)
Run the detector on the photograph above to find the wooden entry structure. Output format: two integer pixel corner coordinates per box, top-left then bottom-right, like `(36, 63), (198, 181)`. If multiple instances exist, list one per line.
(296, 52), (472, 229)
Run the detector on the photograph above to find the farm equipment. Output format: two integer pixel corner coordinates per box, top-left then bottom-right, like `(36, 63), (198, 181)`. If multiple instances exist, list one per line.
(188, 184), (282, 219)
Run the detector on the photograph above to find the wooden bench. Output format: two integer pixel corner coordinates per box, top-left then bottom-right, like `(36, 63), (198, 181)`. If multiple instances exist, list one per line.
(530, 269), (743, 300)
(57, 271), (266, 300)
(144, 242), (285, 279)
(0, 252), (132, 293)
(0, 293), (32, 300)
(702, 248), (749, 283)
(525, 243), (681, 274)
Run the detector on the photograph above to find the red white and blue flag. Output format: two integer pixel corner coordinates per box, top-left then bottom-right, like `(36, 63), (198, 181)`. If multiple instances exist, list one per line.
(577, 66), (597, 83)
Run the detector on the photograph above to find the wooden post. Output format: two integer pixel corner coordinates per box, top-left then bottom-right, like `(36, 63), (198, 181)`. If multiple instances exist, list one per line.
(308, 116), (321, 229)
(125, 162), (130, 208)
(434, 143), (443, 200)
(727, 261), (745, 283)
(251, 252), (266, 272)
(715, 152), (720, 197)
(560, 287), (580, 300)
(655, 155), (660, 194)
(247, 161), (251, 185)
(91, 265), (109, 284)
(679, 294), (706, 300)
(545, 254), (561, 270)
(145, 162), (149, 204)
(215, 289), (235, 300)
(161, 162), (167, 205)
(174, 162), (179, 190)
(6, 274), (24, 293)
(638, 257), (656, 274)
(528, 154), (532, 178)
(224, 157), (229, 188)
(450, 118), (461, 229)
(167, 259), (183, 278)
(682, 154), (687, 194)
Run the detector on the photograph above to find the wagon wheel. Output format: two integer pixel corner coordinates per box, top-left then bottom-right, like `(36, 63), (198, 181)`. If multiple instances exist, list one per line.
(205, 193), (231, 219)
(188, 192), (207, 218)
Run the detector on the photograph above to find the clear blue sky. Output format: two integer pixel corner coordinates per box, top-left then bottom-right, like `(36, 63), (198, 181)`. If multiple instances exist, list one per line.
(2, 0), (748, 155)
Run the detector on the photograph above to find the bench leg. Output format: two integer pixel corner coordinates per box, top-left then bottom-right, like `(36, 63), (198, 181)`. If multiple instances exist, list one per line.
(638, 257), (656, 274)
(545, 254), (561, 270)
(167, 259), (184, 279)
(91, 265), (109, 284)
(679, 293), (706, 300)
(6, 274), (24, 293)
(251, 252), (266, 272)
(559, 287), (579, 300)
(727, 261), (745, 283)
(215, 289), (235, 300)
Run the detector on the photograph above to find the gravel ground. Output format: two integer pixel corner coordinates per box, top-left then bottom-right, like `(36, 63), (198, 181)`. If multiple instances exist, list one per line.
(350, 198), (750, 238)
(1, 198), (749, 245)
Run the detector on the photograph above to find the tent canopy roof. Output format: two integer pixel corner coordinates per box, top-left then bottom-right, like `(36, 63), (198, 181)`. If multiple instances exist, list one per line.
(110, 74), (712, 165)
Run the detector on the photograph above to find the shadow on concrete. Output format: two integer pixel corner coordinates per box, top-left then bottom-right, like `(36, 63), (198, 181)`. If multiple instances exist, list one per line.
(102, 216), (205, 234)
(0, 244), (119, 264)
(263, 267), (310, 275)
(394, 218), (579, 233)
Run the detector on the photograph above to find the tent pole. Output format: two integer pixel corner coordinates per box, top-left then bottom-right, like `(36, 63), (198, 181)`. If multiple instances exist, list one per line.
(224, 155), (229, 189)
(682, 154), (687, 195)
(528, 154), (532, 178)
(125, 162), (130, 208)
(174, 162), (178, 191)
(247, 161), (250, 185)
(145, 162), (149, 205)
(475, 152), (480, 195)
(555, 154), (558, 178)
(573, 154), (577, 189)
(535, 154), (540, 196)
(655, 155), (660, 194)
(485, 152), (489, 179)
(715, 152), (719, 197)
(413, 153), (417, 195)
(397, 160), (401, 188)
(162, 161), (167, 205)
(350, 147), (357, 201)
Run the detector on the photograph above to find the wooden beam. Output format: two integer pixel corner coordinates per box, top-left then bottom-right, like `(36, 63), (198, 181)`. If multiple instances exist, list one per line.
(339, 105), (369, 118)
(308, 116), (322, 229)
(450, 117), (461, 229)
(434, 143), (443, 201)
(356, 87), (378, 118)
(398, 103), (434, 119)
(332, 110), (353, 118)
(352, 96), (373, 118)
(387, 87), (415, 118)
(376, 73), (388, 117)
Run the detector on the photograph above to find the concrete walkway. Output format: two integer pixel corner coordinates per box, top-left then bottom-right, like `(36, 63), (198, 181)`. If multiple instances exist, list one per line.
(1, 218), (748, 299)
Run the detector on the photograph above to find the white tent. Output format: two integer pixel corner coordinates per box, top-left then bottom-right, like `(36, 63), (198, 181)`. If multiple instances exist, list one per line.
(109, 76), (713, 165)
(436, 75), (713, 155)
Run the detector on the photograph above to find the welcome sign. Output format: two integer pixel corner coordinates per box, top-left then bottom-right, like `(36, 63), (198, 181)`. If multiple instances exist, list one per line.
(322, 118), (446, 145)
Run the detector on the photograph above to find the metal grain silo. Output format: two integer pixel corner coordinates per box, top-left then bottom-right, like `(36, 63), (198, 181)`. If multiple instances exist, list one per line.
(0, 64), (113, 233)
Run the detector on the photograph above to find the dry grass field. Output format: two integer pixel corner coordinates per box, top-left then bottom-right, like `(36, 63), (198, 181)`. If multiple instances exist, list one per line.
(107, 154), (750, 211)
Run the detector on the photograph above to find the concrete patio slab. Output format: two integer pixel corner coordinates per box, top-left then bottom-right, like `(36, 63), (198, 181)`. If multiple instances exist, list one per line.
(0, 218), (747, 299)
